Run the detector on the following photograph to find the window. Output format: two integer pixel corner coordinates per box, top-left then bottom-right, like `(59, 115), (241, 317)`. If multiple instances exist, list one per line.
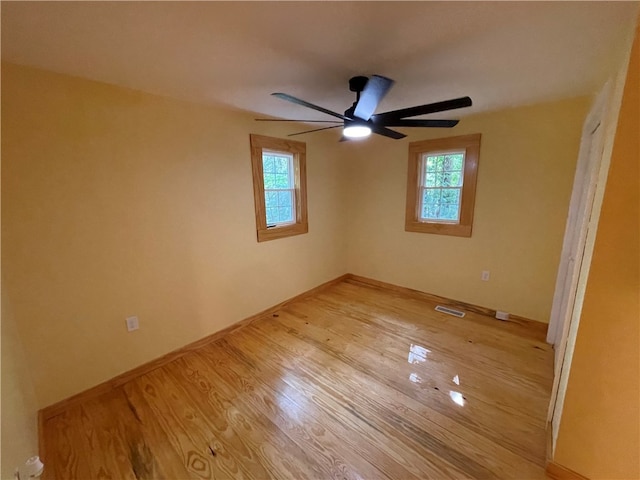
(405, 134), (481, 237)
(263, 151), (295, 226)
(419, 151), (465, 223)
(250, 134), (308, 242)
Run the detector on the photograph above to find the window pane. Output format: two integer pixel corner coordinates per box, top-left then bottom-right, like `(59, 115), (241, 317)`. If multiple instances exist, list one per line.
(266, 207), (278, 225)
(450, 154), (464, 171)
(443, 154), (464, 171)
(424, 172), (436, 187)
(426, 155), (444, 172)
(264, 189), (295, 225)
(278, 207), (293, 223)
(422, 188), (440, 205)
(275, 156), (289, 174)
(263, 173), (276, 189)
(265, 191), (278, 208)
(440, 205), (459, 221)
(263, 156), (275, 174)
(421, 186), (461, 222)
(426, 152), (465, 175)
(425, 171), (444, 187)
(421, 203), (430, 218)
(277, 190), (292, 208)
(421, 203), (429, 219)
(263, 153), (293, 190)
(437, 172), (460, 187)
(422, 203), (440, 219)
(441, 188), (460, 205)
(274, 174), (289, 188)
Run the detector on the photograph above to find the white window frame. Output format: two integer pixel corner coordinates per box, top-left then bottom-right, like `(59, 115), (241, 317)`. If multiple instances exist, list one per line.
(263, 150), (296, 227)
(418, 150), (466, 224)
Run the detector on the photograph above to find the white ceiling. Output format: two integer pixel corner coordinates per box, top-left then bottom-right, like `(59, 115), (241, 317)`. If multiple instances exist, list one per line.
(2, 2), (638, 122)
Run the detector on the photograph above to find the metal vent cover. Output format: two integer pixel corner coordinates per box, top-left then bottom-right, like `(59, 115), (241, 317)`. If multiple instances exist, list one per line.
(435, 305), (466, 318)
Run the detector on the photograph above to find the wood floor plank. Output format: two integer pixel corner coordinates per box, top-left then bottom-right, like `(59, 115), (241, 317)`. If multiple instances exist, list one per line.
(219, 332), (481, 479)
(249, 310), (547, 466)
(333, 281), (553, 366)
(41, 279), (554, 479)
(237, 319), (546, 477)
(326, 282), (553, 384)
(164, 353), (334, 480)
(159, 358), (280, 479)
(110, 382), (189, 479)
(306, 285), (553, 414)
(185, 348), (391, 480)
(127, 370), (258, 479)
(196, 339), (437, 480)
(75, 395), (137, 480)
(42, 410), (93, 480)
(287, 294), (551, 415)
(345, 277), (550, 343)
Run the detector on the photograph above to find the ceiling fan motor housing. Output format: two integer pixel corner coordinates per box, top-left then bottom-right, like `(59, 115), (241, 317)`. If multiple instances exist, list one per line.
(349, 76), (369, 93)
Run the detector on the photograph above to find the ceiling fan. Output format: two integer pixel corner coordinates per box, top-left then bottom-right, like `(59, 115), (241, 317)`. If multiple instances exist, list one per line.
(256, 75), (472, 141)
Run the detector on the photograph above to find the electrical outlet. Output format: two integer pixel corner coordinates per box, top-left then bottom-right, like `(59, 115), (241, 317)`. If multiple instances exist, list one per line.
(126, 316), (139, 332)
(481, 270), (490, 281)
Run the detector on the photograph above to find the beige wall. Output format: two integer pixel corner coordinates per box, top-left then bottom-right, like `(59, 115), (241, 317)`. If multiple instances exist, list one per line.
(1, 285), (39, 479)
(2, 62), (590, 418)
(1, 63), (349, 408)
(554, 19), (639, 479)
(345, 97), (589, 322)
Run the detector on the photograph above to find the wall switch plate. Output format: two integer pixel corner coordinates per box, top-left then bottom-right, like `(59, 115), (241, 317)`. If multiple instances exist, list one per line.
(126, 316), (139, 332)
(481, 270), (490, 281)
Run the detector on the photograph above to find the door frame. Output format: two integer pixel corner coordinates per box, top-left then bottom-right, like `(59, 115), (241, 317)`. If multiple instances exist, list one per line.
(546, 55), (632, 455)
(546, 85), (609, 355)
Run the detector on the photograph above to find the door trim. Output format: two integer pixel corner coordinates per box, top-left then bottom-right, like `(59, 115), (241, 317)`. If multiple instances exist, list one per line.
(547, 51), (633, 456)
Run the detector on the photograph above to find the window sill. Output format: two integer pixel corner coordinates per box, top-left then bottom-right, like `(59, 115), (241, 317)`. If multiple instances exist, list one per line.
(257, 222), (309, 242)
(405, 220), (472, 237)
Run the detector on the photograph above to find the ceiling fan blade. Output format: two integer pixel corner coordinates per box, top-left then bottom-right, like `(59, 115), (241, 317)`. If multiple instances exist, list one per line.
(369, 124), (406, 140)
(374, 96), (472, 121)
(272, 93), (348, 121)
(353, 75), (394, 121)
(288, 125), (343, 137)
(255, 119), (341, 123)
(379, 119), (459, 128)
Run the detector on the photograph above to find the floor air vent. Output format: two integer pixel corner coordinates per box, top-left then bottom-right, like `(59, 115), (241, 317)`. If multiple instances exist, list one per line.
(435, 305), (466, 318)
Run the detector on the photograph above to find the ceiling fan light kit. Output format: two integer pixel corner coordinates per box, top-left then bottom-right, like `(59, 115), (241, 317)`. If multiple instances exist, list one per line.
(257, 75), (472, 141)
(343, 124), (372, 139)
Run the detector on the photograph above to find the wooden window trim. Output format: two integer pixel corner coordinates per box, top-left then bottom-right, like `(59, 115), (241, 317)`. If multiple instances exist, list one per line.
(405, 133), (481, 237)
(250, 134), (308, 242)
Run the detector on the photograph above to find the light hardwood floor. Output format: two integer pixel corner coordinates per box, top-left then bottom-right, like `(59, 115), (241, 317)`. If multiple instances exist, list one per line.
(41, 278), (554, 479)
